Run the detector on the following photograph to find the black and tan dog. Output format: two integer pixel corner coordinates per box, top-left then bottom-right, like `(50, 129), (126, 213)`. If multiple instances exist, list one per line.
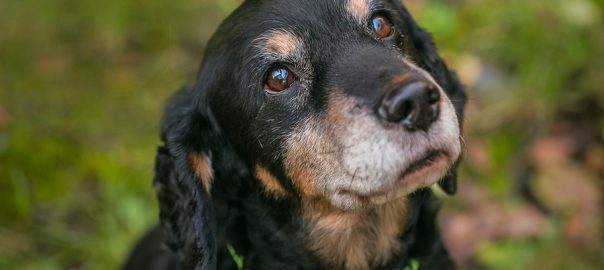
(123, 0), (466, 269)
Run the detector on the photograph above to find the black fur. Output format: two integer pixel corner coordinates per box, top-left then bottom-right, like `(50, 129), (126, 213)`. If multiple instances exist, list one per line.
(124, 1), (466, 269)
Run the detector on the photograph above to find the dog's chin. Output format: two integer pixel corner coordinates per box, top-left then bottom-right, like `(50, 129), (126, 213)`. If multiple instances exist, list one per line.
(327, 151), (452, 211)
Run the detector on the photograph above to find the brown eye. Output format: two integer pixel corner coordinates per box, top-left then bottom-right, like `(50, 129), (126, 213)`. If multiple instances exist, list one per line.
(370, 15), (393, 39)
(266, 66), (295, 93)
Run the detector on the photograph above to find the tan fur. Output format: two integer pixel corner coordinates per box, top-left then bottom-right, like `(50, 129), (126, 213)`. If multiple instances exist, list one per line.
(282, 90), (349, 199)
(282, 117), (327, 197)
(255, 30), (303, 58)
(254, 164), (288, 197)
(385, 73), (417, 90)
(189, 152), (213, 194)
(346, 0), (370, 22)
(305, 196), (410, 269)
(325, 89), (350, 135)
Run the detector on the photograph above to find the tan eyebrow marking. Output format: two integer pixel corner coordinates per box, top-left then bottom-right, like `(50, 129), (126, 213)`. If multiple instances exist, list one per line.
(346, 0), (370, 22)
(254, 30), (303, 58)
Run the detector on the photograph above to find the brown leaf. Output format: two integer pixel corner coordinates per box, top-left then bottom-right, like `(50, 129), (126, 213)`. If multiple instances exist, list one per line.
(532, 163), (602, 248)
(529, 135), (574, 166)
(441, 183), (547, 263)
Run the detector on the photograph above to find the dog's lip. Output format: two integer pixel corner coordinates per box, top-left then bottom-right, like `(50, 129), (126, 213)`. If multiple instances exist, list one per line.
(398, 150), (447, 180)
(338, 150), (448, 200)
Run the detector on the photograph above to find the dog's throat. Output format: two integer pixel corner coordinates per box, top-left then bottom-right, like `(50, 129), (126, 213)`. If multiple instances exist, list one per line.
(304, 197), (410, 269)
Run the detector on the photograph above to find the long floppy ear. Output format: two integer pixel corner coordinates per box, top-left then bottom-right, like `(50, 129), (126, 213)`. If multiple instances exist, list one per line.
(393, 1), (467, 195)
(153, 86), (224, 269)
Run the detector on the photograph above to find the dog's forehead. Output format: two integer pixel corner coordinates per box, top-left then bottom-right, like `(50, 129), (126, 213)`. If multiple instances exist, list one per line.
(237, 0), (383, 60)
(244, 0), (376, 32)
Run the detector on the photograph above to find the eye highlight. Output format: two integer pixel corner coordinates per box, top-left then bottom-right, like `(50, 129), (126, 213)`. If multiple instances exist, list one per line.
(370, 15), (393, 39)
(265, 65), (295, 93)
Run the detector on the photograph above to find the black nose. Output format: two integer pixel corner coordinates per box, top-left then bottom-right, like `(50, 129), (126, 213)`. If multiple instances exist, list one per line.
(377, 80), (440, 131)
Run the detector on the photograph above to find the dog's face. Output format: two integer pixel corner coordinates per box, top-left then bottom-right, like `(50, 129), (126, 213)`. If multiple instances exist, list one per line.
(198, 0), (465, 211)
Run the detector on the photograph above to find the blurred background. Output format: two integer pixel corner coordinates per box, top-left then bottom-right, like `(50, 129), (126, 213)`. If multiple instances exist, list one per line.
(0, 0), (602, 269)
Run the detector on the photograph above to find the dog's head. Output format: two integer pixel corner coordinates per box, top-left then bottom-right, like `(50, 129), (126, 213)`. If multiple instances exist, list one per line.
(197, 0), (465, 209)
(156, 0), (465, 266)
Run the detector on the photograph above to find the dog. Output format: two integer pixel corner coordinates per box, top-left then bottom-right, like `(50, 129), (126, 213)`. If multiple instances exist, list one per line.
(123, 0), (466, 269)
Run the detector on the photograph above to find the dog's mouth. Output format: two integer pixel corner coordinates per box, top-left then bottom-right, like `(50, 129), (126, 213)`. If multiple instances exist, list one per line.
(398, 150), (446, 179)
(338, 150), (449, 205)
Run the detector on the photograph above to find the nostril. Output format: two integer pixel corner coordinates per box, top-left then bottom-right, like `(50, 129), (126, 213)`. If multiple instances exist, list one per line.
(427, 87), (440, 104)
(397, 100), (415, 121)
(381, 91), (419, 123)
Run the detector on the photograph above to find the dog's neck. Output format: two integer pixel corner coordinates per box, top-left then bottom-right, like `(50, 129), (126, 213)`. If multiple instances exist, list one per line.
(302, 196), (410, 269)
(218, 185), (450, 270)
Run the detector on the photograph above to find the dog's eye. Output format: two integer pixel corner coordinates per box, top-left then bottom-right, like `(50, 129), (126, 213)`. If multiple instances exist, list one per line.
(370, 15), (393, 39)
(265, 66), (295, 93)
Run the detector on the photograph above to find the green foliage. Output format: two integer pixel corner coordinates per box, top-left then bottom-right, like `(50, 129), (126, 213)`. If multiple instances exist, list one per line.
(0, 0), (237, 269)
(227, 245), (245, 270)
(476, 239), (541, 270)
(404, 259), (420, 270)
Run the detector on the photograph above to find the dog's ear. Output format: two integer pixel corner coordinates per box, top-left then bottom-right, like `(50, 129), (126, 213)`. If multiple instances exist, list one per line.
(393, 2), (467, 195)
(153, 86), (225, 269)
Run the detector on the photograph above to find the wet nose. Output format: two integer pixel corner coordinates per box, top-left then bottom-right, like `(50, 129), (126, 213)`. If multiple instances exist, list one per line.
(377, 80), (440, 131)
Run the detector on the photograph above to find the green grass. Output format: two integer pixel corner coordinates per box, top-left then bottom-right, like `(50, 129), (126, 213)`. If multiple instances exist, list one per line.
(0, 0), (233, 268)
